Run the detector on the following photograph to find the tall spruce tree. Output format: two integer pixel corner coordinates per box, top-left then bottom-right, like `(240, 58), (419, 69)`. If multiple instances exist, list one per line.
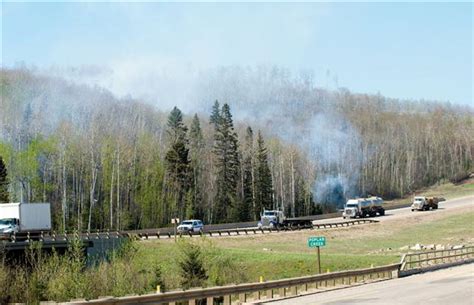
(209, 100), (221, 128)
(240, 127), (254, 221)
(255, 130), (273, 214)
(212, 103), (240, 222)
(165, 107), (190, 220)
(188, 114), (205, 219)
(0, 156), (9, 202)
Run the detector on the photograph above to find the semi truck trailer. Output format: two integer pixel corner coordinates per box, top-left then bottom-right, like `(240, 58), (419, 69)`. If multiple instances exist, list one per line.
(342, 196), (385, 219)
(0, 203), (51, 235)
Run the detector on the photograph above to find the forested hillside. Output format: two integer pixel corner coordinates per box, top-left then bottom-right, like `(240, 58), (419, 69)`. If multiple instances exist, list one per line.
(0, 67), (472, 231)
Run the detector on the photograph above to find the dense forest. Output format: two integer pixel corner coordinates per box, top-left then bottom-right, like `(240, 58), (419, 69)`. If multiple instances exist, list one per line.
(0, 67), (472, 231)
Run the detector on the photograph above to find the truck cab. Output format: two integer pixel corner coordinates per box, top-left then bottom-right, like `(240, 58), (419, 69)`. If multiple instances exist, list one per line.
(0, 218), (19, 234)
(258, 210), (285, 229)
(343, 199), (362, 218)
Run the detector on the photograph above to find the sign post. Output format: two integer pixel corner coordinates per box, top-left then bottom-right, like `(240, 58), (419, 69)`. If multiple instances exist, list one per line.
(308, 236), (326, 274)
(171, 218), (180, 242)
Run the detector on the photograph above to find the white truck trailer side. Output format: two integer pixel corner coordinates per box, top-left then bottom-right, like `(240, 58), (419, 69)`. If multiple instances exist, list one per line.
(0, 203), (51, 234)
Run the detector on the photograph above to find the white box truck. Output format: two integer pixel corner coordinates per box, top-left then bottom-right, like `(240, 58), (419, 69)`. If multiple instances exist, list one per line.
(0, 203), (52, 234)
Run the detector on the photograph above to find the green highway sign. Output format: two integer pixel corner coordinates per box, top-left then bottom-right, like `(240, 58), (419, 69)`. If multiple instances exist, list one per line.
(308, 236), (326, 248)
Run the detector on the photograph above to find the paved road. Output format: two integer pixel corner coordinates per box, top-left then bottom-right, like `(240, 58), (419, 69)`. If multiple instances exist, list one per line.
(264, 263), (474, 305)
(313, 195), (474, 225)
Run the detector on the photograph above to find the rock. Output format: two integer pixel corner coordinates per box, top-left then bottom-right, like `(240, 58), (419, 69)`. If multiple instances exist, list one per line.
(399, 245), (409, 251)
(263, 248), (272, 251)
(452, 245), (464, 250)
(425, 244), (435, 250)
(435, 244), (445, 250)
(410, 244), (422, 251)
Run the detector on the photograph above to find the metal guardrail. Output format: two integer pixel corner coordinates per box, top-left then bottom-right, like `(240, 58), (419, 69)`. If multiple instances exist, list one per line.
(134, 219), (379, 240)
(4, 231), (125, 243)
(2, 219), (379, 243)
(400, 246), (474, 271)
(1, 231), (126, 253)
(65, 264), (399, 305)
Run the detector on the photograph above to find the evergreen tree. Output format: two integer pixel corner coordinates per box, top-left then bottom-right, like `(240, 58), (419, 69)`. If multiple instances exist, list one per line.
(212, 103), (240, 222)
(240, 127), (254, 221)
(188, 114), (205, 219)
(0, 156), (9, 202)
(165, 107), (190, 221)
(255, 131), (273, 214)
(209, 100), (221, 128)
(167, 106), (187, 144)
(179, 243), (208, 289)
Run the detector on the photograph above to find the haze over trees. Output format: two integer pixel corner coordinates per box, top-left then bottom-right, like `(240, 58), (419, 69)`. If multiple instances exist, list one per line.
(0, 67), (472, 231)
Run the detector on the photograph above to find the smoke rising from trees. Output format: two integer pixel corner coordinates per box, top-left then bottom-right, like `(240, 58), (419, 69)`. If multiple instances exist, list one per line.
(0, 66), (472, 230)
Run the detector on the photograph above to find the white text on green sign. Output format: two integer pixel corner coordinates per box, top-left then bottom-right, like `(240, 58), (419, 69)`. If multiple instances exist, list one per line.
(308, 236), (326, 247)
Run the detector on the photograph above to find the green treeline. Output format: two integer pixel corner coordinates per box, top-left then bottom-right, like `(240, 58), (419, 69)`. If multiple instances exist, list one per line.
(0, 68), (472, 231)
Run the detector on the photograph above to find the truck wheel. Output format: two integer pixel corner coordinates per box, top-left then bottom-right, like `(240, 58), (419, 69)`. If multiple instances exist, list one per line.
(380, 210), (385, 216)
(411, 209), (414, 212)
(433, 205), (438, 210)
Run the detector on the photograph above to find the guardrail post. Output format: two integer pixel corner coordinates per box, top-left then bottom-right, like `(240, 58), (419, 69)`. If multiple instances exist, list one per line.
(266, 289), (274, 299)
(279, 288), (286, 297)
(291, 285), (298, 295)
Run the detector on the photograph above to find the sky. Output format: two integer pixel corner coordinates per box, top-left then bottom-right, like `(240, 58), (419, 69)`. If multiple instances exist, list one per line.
(1, 1), (472, 105)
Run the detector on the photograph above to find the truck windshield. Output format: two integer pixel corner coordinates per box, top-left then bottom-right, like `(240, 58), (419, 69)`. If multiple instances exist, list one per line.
(346, 204), (358, 208)
(264, 212), (276, 216)
(0, 218), (15, 225)
(181, 221), (193, 225)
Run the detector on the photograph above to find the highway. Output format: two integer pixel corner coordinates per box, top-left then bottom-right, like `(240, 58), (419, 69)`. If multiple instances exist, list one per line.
(313, 195), (474, 225)
(263, 263), (474, 305)
(132, 195), (473, 239)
